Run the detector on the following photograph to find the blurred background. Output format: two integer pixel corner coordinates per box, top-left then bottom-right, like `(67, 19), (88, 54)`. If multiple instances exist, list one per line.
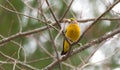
(0, 0), (120, 70)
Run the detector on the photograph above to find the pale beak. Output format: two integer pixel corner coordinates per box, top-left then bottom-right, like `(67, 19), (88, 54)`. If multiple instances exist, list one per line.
(63, 19), (71, 23)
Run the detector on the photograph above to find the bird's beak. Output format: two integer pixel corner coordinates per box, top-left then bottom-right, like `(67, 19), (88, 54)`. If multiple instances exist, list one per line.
(63, 19), (71, 23)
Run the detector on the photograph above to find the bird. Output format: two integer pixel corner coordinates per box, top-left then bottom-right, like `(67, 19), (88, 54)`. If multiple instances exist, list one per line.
(61, 18), (81, 55)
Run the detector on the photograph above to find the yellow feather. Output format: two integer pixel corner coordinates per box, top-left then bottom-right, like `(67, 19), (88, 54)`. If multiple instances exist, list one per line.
(61, 18), (80, 55)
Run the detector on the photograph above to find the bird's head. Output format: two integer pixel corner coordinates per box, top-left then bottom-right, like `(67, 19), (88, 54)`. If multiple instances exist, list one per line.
(70, 18), (75, 21)
(63, 18), (77, 24)
(69, 18), (77, 24)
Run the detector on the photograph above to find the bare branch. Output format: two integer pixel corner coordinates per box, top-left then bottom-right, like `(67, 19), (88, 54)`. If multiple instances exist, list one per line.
(47, 25), (62, 70)
(5, 0), (23, 32)
(60, 0), (74, 21)
(44, 1), (62, 68)
(45, 0), (61, 28)
(0, 51), (39, 70)
(77, 17), (120, 22)
(0, 4), (45, 23)
(79, 48), (120, 70)
(78, 42), (105, 68)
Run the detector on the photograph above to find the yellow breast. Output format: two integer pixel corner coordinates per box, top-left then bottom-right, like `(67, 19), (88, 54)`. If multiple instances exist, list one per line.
(66, 23), (80, 42)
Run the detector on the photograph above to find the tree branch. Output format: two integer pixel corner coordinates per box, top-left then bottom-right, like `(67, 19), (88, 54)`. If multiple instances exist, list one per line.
(60, 0), (74, 21)
(45, 0), (61, 28)
(0, 51), (39, 70)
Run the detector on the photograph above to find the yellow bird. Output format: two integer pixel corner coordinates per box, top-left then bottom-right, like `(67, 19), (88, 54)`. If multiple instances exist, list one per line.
(61, 18), (81, 55)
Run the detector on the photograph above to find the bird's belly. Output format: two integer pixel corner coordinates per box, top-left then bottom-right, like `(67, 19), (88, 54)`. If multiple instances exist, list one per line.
(66, 29), (80, 42)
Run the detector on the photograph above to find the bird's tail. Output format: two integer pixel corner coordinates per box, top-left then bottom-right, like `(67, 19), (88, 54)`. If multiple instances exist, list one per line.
(61, 50), (67, 55)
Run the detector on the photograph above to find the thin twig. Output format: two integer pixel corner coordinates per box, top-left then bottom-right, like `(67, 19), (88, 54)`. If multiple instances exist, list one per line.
(22, 0), (35, 10)
(0, 52), (16, 66)
(0, 4), (45, 23)
(34, 36), (55, 59)
(78, 42), (104, 68)
(37, 0), (60, 32)
(45, 0), (62, 68)
(37, 0), (48, 23)
(45, 0), (63, 70)
(45, 0), (61, 28)
(13, 60), (17, 70)
(0, 23), (56, 45)
(60, 0), (74, 21)
(0, 51), (39, 70)
(62, 62), (76, 69)
(5, 0), (22, 32)
(0, 61), (15, 64)
(0, 34), (27, 64)
(47, 25), (62, 70)
(77, 17), (120, 22)
(27, 57), (51, 63)
(79, 48), (120, 70)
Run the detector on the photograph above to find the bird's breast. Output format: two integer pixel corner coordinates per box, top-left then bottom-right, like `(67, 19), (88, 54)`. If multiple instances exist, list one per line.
(66, 24), (80, 42)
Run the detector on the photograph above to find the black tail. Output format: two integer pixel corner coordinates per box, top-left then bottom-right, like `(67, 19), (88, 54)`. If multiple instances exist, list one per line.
(61, 50), (67, 55)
